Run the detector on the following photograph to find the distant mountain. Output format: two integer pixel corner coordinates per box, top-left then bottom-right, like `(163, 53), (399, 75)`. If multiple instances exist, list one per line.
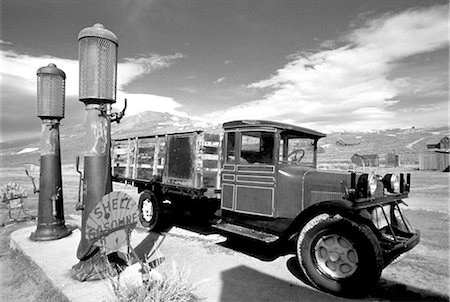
(0, 137), (40, 150)
(0, 110), (448, 169)
(111, 111), (220, 139)
(0, 111), (218, 167)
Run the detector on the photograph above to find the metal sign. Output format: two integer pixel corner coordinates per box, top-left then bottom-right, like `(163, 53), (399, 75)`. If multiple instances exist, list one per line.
(85, 191), (138, 244)
(93, 228), (131, 255)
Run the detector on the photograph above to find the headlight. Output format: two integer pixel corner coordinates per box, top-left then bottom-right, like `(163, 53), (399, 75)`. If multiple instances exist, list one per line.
(356, 172), (382, 198)
(368, 172), (378, 196)
(383, 173), (400, 193)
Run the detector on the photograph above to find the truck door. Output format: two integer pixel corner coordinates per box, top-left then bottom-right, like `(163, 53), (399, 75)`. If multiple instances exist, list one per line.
(221, 130), (276, 217)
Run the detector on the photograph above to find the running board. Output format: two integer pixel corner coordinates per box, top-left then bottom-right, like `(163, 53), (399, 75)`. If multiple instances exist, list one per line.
(212, 222), (279, 244)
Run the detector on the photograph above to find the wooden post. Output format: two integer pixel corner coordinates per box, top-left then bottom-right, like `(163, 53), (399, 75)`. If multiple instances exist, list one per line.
(153, 136), (160, 177)
(133, 137), (138, 181)
(125, 138), (132, 178)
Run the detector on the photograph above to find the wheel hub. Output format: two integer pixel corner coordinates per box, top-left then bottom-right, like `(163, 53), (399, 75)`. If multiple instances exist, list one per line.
(314, 234), (359, 279)
(329, 251), (340, 262)
(141, 198), (154, 222)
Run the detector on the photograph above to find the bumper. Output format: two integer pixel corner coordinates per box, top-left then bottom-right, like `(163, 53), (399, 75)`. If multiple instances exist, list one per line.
(355, 196), (420, 265)
(381, 228), (420, 265)
(352, 193), (408, 210)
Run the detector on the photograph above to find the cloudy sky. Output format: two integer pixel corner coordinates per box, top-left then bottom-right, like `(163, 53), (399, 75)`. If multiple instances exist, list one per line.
(0, 0), (448, 142)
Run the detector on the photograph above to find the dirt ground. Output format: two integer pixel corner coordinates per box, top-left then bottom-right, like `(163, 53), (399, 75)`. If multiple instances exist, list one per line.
(0, 222), (70, 302)
(0, 166), (448, 301)
(0, 166), (74, 302)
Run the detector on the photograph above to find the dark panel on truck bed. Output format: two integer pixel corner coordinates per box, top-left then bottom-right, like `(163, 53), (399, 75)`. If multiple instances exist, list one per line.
(167, 136), (192, 179)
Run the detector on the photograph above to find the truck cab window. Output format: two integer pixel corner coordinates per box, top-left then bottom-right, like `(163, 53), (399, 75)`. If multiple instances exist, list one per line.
(225, 132), (236, 163)
(240, 131), (275, 164)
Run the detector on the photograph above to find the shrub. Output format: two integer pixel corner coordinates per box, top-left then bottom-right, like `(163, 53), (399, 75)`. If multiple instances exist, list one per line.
(1, 182), (27, 201)
(107, 261), (198, 302)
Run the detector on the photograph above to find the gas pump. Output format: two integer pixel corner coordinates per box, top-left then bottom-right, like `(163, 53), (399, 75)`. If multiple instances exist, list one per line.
(30, 63), (72, 241)
(71, 23), (126, 281)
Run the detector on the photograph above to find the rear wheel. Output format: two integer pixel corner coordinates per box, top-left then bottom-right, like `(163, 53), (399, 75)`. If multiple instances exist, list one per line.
(297, 218), (383, 297)
(138, 191), (164, 231)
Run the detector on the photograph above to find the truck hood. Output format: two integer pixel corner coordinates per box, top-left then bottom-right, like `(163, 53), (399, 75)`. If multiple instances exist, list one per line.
(278, 165), (353, 209)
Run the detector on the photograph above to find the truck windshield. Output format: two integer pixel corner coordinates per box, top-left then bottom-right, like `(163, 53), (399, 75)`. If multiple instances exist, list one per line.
(279, 135), (315, 166)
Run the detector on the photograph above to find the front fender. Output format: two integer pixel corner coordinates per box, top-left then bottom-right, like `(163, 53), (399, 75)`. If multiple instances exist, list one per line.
(284, 199), (374, 242)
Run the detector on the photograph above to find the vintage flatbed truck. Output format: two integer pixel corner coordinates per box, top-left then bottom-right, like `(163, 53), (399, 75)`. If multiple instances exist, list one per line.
(112, 120), (420, 296)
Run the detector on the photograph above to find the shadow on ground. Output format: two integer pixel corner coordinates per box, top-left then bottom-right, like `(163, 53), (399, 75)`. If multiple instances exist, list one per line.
(286, 257), (449, 301)
(219, 265), (342, 302)
(159, 220), (450, 302)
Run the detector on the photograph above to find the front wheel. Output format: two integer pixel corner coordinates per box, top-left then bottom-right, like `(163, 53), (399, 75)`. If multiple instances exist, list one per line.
(297, 218), (383, 297)
(138, 190), (164, 231)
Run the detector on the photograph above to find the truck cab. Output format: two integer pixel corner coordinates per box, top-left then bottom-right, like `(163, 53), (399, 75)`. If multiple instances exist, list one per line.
(218, 120), (325, 237)
(214, 120), (420, 296)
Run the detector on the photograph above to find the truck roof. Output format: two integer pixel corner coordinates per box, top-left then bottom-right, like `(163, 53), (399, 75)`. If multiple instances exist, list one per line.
(223, 120), (326, 138)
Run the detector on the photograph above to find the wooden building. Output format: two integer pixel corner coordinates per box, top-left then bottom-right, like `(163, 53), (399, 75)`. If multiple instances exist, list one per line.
(351, 153), (380, 168)
(419, 150), (449, 172)
(420, 136), (449, 172)
(426, 136), (449, 150)
(385, 153), (400, 168)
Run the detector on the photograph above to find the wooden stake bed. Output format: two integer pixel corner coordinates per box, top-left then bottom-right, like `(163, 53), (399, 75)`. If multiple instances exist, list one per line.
(112, 130), (221, 198)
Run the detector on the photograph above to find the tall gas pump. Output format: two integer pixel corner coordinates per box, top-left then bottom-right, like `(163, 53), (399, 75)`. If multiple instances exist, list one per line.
(71, 23), (122, 281)
(30, 63), (72, 241)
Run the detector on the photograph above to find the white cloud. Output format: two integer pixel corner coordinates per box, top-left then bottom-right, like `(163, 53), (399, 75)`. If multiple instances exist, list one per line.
(214, 77), (226, 84)
(177, 86), (198, 94)
(392, 101), (449, 129)
(0, 49), (78, 95)
(118, 53), (184, 89)
(1, 48), (185, 116)
(350, 5), (448, 60)
(114, 92), (186, 117)
(205, 4), (449, 131)
(1, 48), (184, 96)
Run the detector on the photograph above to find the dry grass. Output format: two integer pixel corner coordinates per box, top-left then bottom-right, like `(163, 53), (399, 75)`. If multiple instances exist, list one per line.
(0, 239), (70, 302)
(106, 262), (199, 302)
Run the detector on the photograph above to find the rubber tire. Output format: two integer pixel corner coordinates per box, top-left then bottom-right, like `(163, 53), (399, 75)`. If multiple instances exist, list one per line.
(138, 190), (164, 231)
(297, 218), (383, 297)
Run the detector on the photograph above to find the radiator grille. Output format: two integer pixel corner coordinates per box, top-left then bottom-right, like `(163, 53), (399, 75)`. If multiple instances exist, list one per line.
(311, 191), (343, 203)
